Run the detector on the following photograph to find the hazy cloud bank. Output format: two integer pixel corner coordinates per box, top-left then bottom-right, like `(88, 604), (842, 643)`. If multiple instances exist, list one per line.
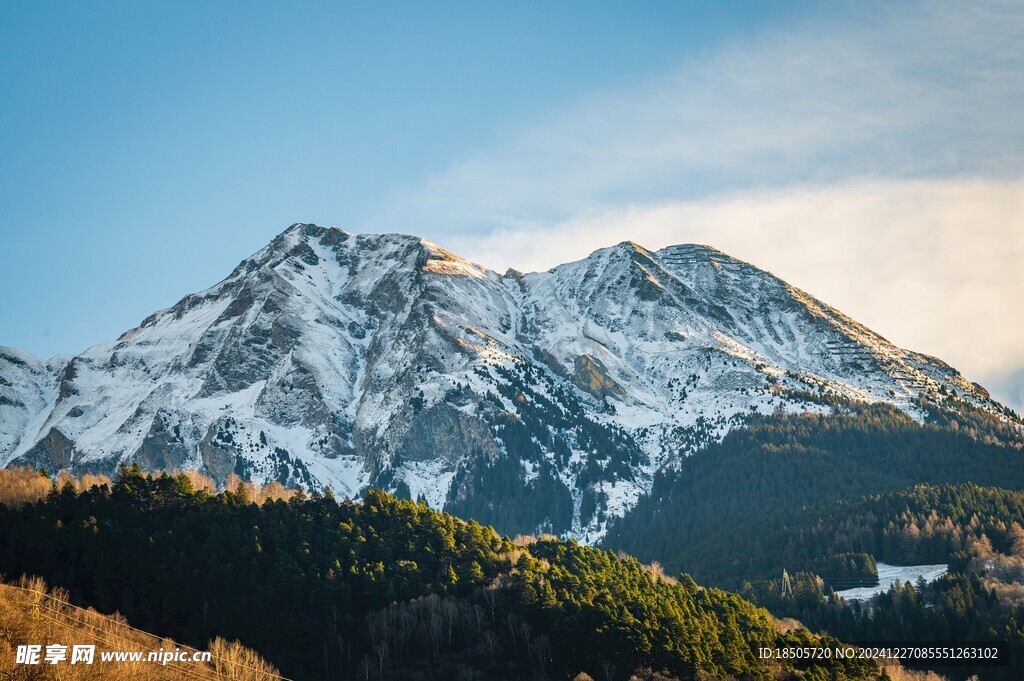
(448, 179), (1024, 414)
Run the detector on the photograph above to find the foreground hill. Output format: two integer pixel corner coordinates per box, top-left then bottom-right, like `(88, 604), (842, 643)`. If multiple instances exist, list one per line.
(2, 223), (1016, 541)
(0, 575), (280, 680)
(0, 466), (884, 681)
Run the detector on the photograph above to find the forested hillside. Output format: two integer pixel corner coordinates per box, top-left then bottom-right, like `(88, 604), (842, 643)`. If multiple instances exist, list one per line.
(0, 466), (883, 681)
(604, 402), (1024, 587)
(767, 483), (1024, 584)
(603, 404), (1024, 679)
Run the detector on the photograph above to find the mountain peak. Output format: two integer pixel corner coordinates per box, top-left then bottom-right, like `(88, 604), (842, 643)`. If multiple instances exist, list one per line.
(271, 222), (350, 248)
(656, 242), (743, 265)
(597, 239), (657, 259)
(2, 223), (1015, 543)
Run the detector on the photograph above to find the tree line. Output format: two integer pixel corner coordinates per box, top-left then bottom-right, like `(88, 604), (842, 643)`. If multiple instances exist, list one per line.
(0, 465), (883, 680)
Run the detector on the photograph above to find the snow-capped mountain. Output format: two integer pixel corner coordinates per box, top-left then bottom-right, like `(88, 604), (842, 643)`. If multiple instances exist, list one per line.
(0, 224), (1012, 541)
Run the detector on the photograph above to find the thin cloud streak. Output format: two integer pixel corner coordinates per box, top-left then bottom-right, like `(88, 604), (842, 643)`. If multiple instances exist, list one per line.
(384, 0), (1024, 233)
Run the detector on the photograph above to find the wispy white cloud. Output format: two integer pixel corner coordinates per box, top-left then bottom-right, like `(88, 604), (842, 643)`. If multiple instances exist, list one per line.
(383, 0), (1023, 232)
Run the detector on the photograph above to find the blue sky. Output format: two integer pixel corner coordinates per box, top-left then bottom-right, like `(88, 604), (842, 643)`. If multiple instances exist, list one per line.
(1, 1), (1022, 411)
(1, 1), (811, 354)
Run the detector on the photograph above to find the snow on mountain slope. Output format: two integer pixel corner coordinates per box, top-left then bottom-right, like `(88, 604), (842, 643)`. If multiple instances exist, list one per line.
(0, 348), (57, 458)
(1, 224), (1014, 541)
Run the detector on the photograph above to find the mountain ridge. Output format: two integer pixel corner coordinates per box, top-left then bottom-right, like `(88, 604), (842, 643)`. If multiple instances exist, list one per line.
(1, 223), (1016, 542)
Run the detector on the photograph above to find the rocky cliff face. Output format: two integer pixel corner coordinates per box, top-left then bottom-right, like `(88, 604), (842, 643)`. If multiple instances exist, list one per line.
(1, 224), (1012, 541)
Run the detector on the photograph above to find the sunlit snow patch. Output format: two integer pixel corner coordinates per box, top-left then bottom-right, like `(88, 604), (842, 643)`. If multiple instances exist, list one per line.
(836, 562), (947, 602)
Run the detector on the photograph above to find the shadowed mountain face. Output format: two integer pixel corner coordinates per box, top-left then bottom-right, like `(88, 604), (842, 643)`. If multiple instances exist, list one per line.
(0, 223), (1012, 540)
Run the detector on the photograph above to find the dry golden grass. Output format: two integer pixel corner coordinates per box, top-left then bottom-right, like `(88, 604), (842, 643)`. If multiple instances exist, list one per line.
(0, 577), (284, 680)
(884, 663), (953, 681)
